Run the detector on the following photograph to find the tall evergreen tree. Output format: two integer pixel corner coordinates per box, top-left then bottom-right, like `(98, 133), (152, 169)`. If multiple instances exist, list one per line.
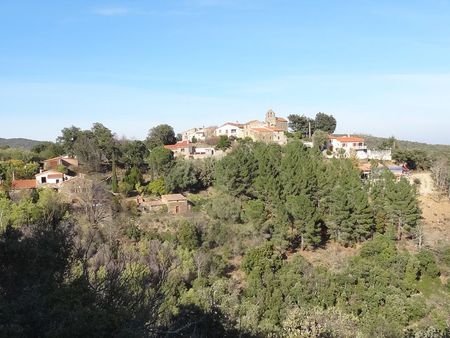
(328, 161), (373, 245)
(281, 141), (320, 201)
(254, 143), (282, 212)
(385, 177), (421, 239)
(286, 194), (321, 250)
(215, 143), (258, 198)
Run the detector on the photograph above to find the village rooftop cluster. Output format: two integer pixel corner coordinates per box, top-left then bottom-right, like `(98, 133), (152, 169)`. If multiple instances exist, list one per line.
(168, 109), (392, 162)
(7, 109), (405, 216)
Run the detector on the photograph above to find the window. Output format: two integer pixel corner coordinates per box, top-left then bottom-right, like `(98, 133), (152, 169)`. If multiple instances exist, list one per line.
(41, 177), (47, 183)
(231, 129), (236, 133)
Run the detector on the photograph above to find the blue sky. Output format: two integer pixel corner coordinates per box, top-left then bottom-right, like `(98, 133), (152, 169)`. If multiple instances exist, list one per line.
(1, 0), (450, 144)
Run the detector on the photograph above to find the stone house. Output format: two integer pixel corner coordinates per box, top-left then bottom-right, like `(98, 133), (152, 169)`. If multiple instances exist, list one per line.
(43, 156), (78, 171)
(265, 109), (288, 131)
(161, 194), (189, 214)
(163, 141), (194, 158)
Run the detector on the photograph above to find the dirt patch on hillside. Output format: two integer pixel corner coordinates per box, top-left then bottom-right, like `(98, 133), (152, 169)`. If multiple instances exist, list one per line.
(420, 194), (450, 249)
(410, 172), (436, 196)
(290, 243), (360, 272)
(406, 172), (450, 249)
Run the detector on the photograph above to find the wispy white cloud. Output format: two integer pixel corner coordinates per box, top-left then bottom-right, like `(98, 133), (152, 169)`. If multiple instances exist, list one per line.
(93, 6), (131, 17)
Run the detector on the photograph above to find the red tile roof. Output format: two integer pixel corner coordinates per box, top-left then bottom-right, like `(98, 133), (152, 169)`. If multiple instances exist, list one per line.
(276, 117), (288, 122)
(48, 174), (64, 179)
(164, 141), (191, 150)
(11, 179), (37, 190)
(44, 156), (78, 164)
(267, 126), (284, 132)
(36, 169), (62, 177)
(335, 136), (365, 143)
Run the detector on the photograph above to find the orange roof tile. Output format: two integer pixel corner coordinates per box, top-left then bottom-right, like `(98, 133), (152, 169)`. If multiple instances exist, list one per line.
(48, 174), (64, 179)
(36, 169), (61, 177)
(276, 117), (288, 122)
(335, 136), (365, 143)
(11, 179), (37, 190)
(164, 141), (191, 150)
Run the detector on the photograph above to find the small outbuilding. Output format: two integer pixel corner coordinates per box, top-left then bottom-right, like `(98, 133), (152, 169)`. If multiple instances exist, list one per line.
(35, 170), (72, 186)
(161, 194), (189, 214)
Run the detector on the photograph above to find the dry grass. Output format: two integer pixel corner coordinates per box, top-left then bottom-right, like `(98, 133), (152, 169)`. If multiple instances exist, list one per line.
(288, 242), (360, 272)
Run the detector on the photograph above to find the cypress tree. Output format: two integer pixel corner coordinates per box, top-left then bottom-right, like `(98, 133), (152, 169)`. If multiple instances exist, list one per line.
(111, 159), (118, 193)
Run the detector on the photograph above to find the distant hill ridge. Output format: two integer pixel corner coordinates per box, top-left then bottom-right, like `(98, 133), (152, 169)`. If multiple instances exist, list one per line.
(0, 138), (42, 150)
(357, 134), (450, 159)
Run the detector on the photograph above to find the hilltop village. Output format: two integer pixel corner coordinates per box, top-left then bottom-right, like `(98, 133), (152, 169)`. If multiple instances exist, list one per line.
(5, 109), (404, 213)
(169, 109), (392, 162)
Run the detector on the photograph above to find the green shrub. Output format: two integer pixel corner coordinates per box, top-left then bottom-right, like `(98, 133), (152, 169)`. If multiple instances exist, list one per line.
(417, 250), (440, 278)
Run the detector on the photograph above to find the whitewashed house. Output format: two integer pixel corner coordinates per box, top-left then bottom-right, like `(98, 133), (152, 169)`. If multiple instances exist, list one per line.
(35, 169), (73, 186)
(329, 135), (368, 159)
(215, 123), (245, 139)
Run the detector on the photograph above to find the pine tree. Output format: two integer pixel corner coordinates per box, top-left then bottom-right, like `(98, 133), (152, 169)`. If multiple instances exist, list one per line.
(327, 160), (373, 245)
(286, 194), (321, 249)
(280, 141), (320, 201)
(254, 143), (282, 212)
(385, 177), (421, 240)
(215, 143), (258, 198)
(351, 182), (374, 242)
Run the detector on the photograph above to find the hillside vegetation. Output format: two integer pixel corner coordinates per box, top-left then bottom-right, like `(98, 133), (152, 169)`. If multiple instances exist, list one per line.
(1, 123), (450, 337)
(359, 134), (450, 160)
